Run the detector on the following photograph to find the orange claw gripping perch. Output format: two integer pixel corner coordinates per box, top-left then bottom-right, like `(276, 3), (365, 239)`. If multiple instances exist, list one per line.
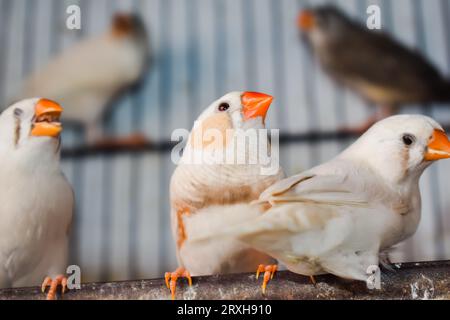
(256, 264), (277, 294)
(164, 267), (192, 300)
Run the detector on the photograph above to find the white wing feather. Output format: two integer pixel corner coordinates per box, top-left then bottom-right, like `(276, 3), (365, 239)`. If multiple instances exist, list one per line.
(188, 161), (390, 280)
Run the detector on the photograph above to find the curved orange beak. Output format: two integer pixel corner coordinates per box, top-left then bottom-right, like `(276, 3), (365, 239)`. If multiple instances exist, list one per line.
(30, 99), (63, 138)
(298, 10), (315, 30)
(424, 129), (450, 161)
(241, 92), (273, 122)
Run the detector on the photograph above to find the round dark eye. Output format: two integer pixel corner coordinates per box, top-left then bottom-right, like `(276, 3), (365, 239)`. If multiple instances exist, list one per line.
(402, 134), (415, 146)
(218, 103), (230, 112)
(13, 108), (23, 118)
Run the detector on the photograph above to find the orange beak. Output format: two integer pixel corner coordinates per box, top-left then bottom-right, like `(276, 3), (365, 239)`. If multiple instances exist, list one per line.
(241, 92), (273, 122)
(30, 99), (63, 138)
(298, 10), (315, 30)
(424, 129), (450, 161)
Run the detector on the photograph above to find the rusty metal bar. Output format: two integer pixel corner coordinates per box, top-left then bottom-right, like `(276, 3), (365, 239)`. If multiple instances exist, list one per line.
(58, 123), (450, 159)
(0, 260), (449, 300)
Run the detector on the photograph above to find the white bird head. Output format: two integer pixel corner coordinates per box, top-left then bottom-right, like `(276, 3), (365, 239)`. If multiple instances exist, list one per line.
(0, 98), (63, 160)
(182, 91), (275, 166)
(341, 115), (450, 184)
(195, 91), (273, 129)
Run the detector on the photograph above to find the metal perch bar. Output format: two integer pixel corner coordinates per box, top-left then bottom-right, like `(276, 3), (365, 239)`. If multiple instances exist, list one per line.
(0, 261), (449, 300)
(60, 130), (360, 158)
(60, 123), (450, 158)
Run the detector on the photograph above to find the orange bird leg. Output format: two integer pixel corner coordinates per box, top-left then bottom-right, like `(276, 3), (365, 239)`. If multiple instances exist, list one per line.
(164, 267), (192, 300)
(256, 264), (277, 294)
(41, 275), (68, 300)
(309, 276), (317, 286)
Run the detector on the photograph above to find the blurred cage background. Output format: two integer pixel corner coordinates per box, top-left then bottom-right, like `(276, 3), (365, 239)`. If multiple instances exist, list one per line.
(1, 0), (450, 283)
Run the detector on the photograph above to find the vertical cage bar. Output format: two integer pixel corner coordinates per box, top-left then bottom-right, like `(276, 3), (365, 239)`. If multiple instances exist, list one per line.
(213, 0), (227, 97)
(242, 0), (257, 90)
(412, 0), (445, 260)
(0, 0), (12, 106)
(126, 0), (150, 280)
(21, 0), (37, 78)
(98, 0), (121, 282)
(186, 0), (200, 126)
(441, 0), (450, 72)
(157, 0), (173, 274)
(297, 0), (319, 168)
(66, 0), (87, 267)
(269, 0), (290, 170)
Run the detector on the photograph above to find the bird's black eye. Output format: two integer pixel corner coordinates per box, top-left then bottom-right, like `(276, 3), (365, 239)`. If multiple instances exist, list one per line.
(13, 108), (23, 118)
(402, 134), (415, 146)
(218, 103), (230, 112)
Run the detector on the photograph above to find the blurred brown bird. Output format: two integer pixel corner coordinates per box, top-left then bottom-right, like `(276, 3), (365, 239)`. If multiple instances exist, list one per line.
(298, 5), (450, 133)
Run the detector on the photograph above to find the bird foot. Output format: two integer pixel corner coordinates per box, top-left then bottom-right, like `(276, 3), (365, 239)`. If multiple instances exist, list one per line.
(309, 275), (317, 286)
(93, 133), (151, 149)
(256, 264), (277, 294)
(164, 267), (192, 300)
(41, 275), (68, 300)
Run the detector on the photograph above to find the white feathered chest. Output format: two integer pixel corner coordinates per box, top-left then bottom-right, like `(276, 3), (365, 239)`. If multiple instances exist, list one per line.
(0, 161), (73, 281)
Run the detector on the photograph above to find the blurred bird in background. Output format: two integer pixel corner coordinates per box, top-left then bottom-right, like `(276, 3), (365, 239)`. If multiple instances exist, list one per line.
(167, 91), (284, 299)
(17, 13), (151, 146)
(298, 5), (450, 133)
(189, 115), (450, 283)
(0, 98), (73, 300)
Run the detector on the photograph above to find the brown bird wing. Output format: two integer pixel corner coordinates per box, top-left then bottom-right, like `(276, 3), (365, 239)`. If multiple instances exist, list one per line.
(323, 27), (449, 103)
